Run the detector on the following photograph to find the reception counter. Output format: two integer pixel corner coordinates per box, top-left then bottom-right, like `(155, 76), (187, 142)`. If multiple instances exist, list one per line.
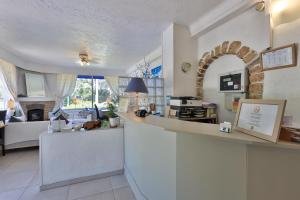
(118, 112), (300, 200)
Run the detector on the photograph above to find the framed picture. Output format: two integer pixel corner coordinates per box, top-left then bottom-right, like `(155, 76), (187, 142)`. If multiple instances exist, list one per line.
(234, 99), (286, 143)
(25, 73), (46, 97)
(261, 43), (297, 71)
(118, 97), (129, 113)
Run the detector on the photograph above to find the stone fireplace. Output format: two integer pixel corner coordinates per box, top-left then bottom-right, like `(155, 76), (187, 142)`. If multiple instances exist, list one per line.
(20, 100), (55, 121)
(26, 104), (45, 121)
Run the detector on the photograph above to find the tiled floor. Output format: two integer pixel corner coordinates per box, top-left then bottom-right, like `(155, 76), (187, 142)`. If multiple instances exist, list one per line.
(0, 149), (136, 200)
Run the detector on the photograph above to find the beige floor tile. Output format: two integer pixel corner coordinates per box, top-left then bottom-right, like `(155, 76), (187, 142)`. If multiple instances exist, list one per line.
(0, 188), (25, 200)
(114, 187), (136, 200)
(68, 178), (112, 200)
(0, 170), (35, 193)
(28, 171), (41, 187)
(76, 190), (115, 200)
(110, 175), (128, 189)
(2, 158), (39, 174)
(1, 150), (135, 200)
(19, 185), (69, 200)
(0, 150), (38, 174)
(0, 152), (23, 172)
(0, 160), (13, 172)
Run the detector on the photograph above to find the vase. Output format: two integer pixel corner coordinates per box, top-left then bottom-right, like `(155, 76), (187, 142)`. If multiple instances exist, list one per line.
(109, 117), (120, 128)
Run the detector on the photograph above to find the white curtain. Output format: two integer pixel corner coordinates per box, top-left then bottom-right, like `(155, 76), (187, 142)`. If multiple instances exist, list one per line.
(105, 76), (119, 98)
(53, 74), (77, 111)
(0, 59), (26, 120)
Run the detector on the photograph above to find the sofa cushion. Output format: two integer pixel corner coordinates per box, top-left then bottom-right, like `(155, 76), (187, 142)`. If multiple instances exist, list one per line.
(9, 116), (24, 123)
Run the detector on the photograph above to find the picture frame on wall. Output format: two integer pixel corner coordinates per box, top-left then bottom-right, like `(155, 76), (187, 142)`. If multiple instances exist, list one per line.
(25, 73), (46, 97)
(234, 99), (286, 143)
(118, 97), (130, 113)
(261, 43), (297, 71)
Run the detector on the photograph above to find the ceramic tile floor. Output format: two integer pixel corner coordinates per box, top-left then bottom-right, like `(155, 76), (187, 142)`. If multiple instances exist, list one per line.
(0, 149), (136, 200)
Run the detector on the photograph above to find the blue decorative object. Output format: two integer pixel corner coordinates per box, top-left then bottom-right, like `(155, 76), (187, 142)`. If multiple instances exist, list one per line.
(151, 65), (162, 78)
(125, 78), (148, 94)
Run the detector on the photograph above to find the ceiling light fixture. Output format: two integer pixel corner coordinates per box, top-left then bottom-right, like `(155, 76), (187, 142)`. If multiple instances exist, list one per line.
(272, 0), (288, 14)
(79, 53), (90, 66)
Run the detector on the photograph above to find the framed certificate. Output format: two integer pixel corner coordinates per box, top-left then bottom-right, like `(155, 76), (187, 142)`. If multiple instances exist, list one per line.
(261, 43), (297, 71)
(234, 99), (286, 142)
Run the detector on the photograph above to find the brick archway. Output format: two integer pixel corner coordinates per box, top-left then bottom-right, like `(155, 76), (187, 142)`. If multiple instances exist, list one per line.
(197, 41), (264, 99)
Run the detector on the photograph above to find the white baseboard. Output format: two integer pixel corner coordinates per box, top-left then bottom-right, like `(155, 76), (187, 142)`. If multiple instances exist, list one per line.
(40, 169), (123, 191)
(6, 140), (39, 150)
(124, 165), (147, 200)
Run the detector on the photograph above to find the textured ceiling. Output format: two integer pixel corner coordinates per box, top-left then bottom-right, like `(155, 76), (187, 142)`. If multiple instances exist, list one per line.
(0, 0), (225, 73)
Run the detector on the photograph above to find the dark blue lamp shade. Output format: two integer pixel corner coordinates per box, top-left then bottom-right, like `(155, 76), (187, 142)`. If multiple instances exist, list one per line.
(125, 77), (148, 94)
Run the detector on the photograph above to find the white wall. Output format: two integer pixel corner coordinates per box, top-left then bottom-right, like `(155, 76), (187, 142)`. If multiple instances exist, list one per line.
(163, 24), (198, 97)
(197, 8), (269, 122)
(16, 67), (57, 98)
(127, 47), (162, 77)
(173, 25), (197, 97)
(162, 24), (175, 96)
(196, 3), (300, 124)
(264, 15), (300, 125)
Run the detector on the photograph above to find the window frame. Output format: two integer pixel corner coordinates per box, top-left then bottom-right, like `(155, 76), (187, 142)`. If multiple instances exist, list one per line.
(63, 75), (112, 110)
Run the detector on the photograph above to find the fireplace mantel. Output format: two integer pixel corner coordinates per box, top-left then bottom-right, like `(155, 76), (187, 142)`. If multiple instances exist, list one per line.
(19, 99), (56, 121)
(18, 97), (55, 102)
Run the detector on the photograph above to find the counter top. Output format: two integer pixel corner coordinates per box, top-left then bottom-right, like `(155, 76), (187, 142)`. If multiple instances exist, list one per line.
(117, 112), (300, 150)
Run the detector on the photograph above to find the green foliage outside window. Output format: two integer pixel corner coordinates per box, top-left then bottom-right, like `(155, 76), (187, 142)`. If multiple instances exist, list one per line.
(63, 78), (116, 110)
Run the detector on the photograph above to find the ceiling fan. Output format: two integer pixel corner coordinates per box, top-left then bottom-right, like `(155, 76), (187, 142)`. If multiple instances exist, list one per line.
(78, 53), (90, 66)
(77, 52), (102, 67)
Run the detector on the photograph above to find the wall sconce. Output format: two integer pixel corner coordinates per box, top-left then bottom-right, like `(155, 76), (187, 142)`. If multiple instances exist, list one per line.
(7, 98), (15, 110)
(255, 1), (265, 12)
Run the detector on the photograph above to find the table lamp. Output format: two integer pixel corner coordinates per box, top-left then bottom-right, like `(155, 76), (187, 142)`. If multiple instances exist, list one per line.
(125, 77), (148, 110)
(7, 98), (15, 110)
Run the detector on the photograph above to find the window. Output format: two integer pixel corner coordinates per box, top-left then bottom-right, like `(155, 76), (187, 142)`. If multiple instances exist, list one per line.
(63, 76), (116, 110)
(0, 81), (4, 110)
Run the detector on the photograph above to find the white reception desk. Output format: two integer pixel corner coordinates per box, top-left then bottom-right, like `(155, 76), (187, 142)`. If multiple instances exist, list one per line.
(39, 128), (124, 190)
(118, 112), (300, 200)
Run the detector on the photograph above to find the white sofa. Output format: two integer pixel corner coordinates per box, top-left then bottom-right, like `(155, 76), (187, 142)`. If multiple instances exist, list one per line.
(5, 121), (49, 149)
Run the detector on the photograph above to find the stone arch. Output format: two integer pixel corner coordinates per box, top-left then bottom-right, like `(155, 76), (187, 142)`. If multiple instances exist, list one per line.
(197, 41), (264, 99)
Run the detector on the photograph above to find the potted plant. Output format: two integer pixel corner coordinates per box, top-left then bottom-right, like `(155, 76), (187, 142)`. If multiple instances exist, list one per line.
(107, 102), (120, 128)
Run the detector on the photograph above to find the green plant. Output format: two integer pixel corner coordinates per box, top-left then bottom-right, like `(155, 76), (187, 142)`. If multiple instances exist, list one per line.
(101, 120), (110, 128)
(107, 102), (117, 118)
